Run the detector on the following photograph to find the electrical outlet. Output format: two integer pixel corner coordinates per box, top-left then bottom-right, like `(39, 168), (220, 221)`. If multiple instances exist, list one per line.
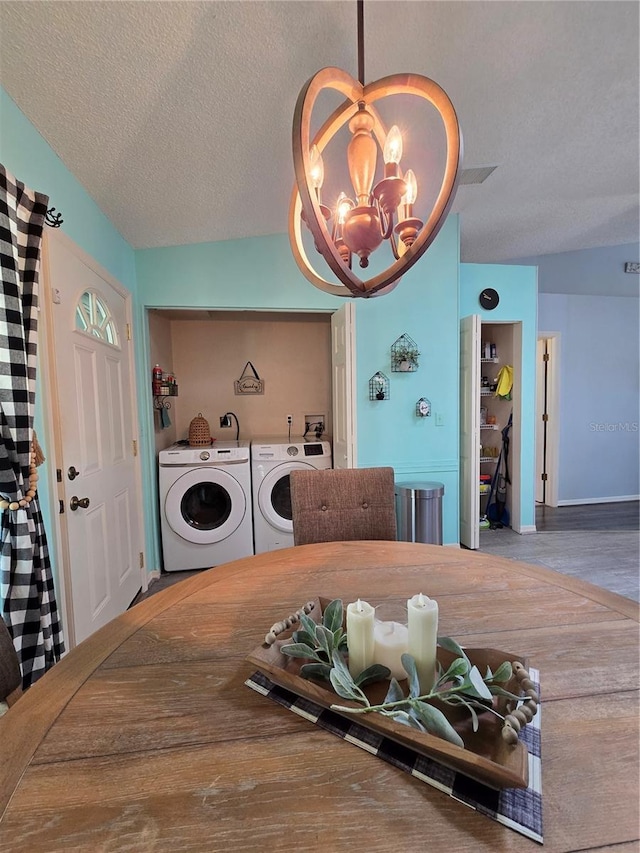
(220, 415), (231, 428)
(286, 414), (293, 427)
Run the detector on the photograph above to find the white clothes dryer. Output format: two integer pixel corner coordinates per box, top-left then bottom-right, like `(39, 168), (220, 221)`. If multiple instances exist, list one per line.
(159, 441), (253, 571)
(251, 435), (332, 553)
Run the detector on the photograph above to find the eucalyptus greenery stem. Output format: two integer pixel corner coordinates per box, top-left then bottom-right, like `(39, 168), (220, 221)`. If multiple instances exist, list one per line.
(331, 679), (494, 717)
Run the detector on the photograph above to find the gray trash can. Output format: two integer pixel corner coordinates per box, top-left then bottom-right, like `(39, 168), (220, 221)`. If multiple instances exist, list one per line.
(395, 481), (445, 545)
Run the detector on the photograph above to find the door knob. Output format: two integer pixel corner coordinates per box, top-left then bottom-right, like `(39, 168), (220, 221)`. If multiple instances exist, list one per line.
(69, 496), (90, 511)
(67, 466), (79, 480)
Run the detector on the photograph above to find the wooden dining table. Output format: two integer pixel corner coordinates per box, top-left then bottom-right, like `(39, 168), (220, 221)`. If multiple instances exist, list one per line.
(1, 541), (638, 852)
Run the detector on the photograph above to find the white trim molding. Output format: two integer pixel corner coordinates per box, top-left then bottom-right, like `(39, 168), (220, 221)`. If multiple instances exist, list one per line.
(558, 495), (639, 506)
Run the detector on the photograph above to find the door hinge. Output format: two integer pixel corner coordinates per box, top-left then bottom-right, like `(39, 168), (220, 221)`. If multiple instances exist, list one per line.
(543, 352), (550, 362)
(132, 439), (138, 457)
(126, 323), (131, 341)
(139, 551), (144, 569)
(56, 468), (62, 483)
(541, 473), (548, 481)
(542, 413), (549, 422)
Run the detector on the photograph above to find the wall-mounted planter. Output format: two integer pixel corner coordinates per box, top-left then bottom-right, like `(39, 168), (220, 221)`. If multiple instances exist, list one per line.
(391, 333), (420, 372)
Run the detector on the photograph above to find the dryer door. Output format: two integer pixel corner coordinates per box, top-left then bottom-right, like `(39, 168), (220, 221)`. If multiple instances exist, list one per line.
(258, 461), (317, 533)
(165, 467), (246, 544)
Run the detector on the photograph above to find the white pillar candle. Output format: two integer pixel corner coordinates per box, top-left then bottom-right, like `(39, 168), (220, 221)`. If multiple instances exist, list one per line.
(346, 599), (375, 677)
(373, 621), (409, 681)
(407, 593), (439, 694)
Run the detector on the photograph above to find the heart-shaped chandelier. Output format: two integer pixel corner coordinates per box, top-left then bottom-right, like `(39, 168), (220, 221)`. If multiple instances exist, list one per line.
(289, 1), (463, 298)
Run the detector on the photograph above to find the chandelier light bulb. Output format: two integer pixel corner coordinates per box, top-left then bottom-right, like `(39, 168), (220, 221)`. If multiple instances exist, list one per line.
(309, 145), (325, 191)
(403, 169), (418, 206)
(383, 125), (403, 165)
(336, 192), (352, 224)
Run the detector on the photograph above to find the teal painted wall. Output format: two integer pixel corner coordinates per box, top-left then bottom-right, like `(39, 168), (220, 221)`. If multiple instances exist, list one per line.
(356, 217), (460, 543)
(0, 88), (137, 599)
(460, 263), (538, 528)
(136, 233), (343, 313)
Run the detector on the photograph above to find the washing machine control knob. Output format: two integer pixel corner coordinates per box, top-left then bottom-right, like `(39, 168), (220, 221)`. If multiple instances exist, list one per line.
(199, 451), (211, 461)
(287, 446), (298, 456)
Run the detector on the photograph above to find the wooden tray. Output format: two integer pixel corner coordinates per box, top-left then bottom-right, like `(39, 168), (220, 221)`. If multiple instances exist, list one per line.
(247, 597), (530, 790)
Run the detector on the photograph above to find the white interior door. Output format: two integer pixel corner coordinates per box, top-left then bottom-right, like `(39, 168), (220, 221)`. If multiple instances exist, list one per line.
(536, 333), (560, 508)
(45, 231), (143, 645)
(331, 302), (357, 468)
(460, 314), (480, 549)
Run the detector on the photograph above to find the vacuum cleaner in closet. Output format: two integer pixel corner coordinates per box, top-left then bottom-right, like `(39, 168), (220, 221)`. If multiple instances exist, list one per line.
(486, 413), (513, 529)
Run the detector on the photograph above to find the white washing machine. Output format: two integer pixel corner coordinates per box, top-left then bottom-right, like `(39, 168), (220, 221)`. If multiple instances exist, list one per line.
(251, 435), (332, 553)
(159, 441), (254, 571)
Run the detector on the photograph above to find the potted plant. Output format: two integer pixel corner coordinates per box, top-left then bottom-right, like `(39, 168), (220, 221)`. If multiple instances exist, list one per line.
(394, 344), (420, 371)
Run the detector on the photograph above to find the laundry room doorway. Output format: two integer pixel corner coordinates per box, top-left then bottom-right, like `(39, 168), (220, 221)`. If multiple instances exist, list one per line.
(148, 309), (339, 448)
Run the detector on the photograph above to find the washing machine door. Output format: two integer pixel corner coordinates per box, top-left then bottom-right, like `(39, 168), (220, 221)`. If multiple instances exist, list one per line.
(165, 467), (246, 544)
(258, 461), (317, 533)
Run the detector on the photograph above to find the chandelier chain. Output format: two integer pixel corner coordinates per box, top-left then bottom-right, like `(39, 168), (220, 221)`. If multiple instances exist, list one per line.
(357, 0), (365, 85)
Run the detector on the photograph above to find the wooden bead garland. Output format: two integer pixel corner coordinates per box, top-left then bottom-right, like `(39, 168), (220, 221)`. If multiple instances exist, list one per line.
(0, 449), (39, 512)
(264, 601), (315, 646)
(501, 660), (540, 745)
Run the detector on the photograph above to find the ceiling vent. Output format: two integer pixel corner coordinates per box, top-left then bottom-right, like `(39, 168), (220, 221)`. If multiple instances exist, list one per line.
(458, 166), (498, 186)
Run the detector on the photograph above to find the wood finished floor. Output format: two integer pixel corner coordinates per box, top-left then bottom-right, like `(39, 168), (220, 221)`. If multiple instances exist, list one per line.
(479, 501), (639, 602)
(134, 502), (640, 606)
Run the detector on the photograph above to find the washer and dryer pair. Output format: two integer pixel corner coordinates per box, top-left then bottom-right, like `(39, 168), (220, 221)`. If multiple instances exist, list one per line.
(158, 436), (332, 571)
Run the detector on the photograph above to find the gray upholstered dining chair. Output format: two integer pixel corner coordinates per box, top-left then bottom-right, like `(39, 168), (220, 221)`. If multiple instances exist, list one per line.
(289, 467), (397, 545)
(1, 616), (22, 711)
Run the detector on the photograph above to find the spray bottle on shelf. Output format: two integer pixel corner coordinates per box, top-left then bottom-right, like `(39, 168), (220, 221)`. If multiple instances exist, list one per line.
(152, 364), (162, 395)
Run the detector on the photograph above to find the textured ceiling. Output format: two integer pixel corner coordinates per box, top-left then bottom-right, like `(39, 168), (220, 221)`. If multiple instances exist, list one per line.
(0, 1), (638, 263)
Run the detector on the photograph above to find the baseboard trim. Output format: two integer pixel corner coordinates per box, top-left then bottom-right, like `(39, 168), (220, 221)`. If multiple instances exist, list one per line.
(143, 569), (161, 592)
(514, 525), (537, 535)
(557, 495), (639, 506)
(443, 542), (461, 548)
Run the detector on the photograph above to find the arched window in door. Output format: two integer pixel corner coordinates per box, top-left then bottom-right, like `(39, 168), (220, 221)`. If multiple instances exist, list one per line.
(75, 290), (119, 346)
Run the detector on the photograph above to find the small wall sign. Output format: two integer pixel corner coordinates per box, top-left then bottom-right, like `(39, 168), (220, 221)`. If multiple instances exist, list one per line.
(234, 361), (264, 395)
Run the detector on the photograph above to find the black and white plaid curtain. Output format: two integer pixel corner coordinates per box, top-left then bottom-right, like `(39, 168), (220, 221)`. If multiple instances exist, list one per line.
(0, 164), (64, 688)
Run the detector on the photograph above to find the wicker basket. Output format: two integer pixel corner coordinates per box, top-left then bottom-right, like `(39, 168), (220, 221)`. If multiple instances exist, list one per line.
(188, 412), (211, 447)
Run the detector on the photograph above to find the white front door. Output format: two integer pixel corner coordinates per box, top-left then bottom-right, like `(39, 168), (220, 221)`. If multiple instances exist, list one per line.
(45, 231), (143, 646)
(331, 302), (357, 468)
(460, 314), (480, 549)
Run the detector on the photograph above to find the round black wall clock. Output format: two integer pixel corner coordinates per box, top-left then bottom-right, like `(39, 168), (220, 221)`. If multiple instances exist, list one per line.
(479, 288), (500, 310)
